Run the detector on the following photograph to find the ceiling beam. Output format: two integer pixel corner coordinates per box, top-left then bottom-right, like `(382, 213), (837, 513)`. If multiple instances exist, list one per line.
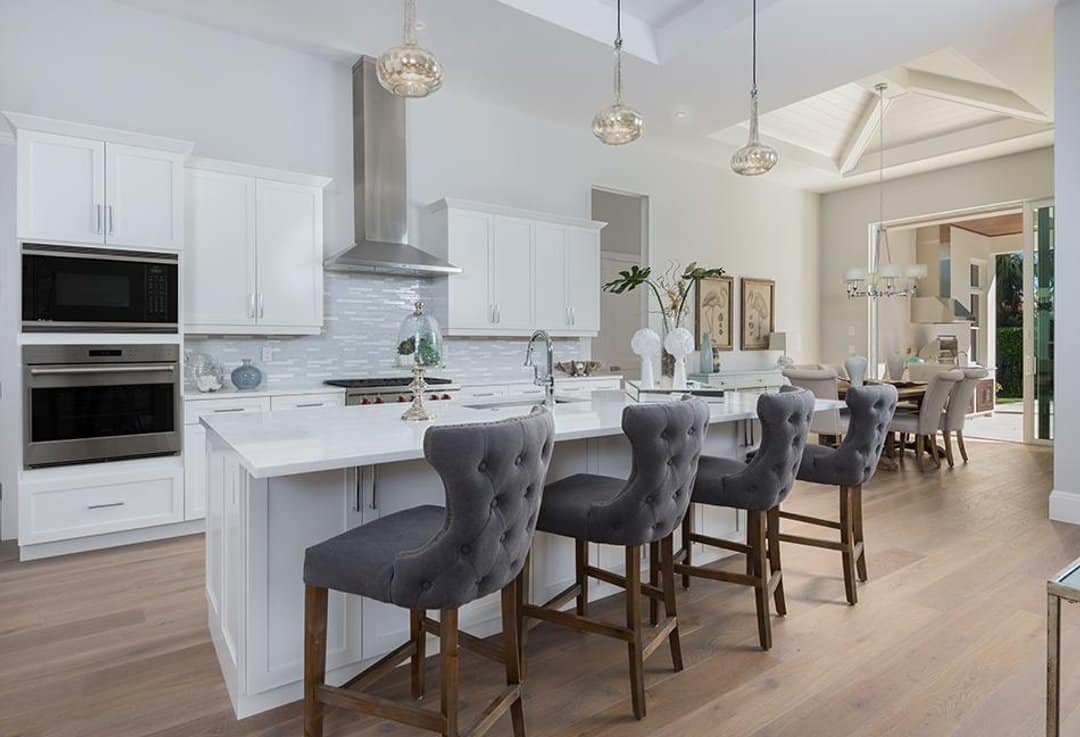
(899, 68), (1050, 123)
(842, 117), (1054, 178)
(838, 92), (897, 174)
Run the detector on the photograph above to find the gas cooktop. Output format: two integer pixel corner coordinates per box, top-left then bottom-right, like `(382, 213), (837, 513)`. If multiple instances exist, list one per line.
(324, 377), (454, 389)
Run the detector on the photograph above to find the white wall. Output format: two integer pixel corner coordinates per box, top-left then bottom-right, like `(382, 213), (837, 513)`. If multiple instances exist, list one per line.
(819, 148), (1054, 362)
(0, 0), (822, 366)
(1051, 0), (1080, 523)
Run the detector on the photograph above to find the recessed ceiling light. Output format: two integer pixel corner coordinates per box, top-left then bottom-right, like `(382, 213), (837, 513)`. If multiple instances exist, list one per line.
(415, 21), (426, 30)
(674, 110), (689, 119)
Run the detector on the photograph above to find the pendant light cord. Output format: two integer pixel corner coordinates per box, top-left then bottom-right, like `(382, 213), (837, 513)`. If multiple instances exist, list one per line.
(878, 83), (892, 266)
(616, 0), (622, 45)
(751, 0), (758, 95)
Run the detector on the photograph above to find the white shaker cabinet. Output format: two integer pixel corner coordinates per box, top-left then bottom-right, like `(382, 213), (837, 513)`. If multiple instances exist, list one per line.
(183, 158), (330, 336)
(6, 114), (192, 250)
(104, 143), (185, 250)
(15, 130), (106, 246)
(423, 199), (604, 337)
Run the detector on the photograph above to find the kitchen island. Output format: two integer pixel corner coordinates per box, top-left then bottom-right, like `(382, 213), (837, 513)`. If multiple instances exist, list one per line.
(201, 391), (841, 718)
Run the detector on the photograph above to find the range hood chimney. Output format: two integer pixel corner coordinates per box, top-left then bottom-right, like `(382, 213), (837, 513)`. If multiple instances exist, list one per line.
(324, 56), (460, 277)
(911, 236), (974, 323)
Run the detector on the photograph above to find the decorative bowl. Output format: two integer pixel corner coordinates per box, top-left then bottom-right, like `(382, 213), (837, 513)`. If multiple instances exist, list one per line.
(555, 360), (603, 377)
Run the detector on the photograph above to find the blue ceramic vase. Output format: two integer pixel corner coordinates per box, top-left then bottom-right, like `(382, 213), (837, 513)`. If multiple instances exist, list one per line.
(231, 359), (263, 391)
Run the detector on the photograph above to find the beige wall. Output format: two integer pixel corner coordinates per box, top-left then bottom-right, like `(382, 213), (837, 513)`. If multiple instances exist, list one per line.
(592, 189), (644, 256)
(819, 147), (1053, 363)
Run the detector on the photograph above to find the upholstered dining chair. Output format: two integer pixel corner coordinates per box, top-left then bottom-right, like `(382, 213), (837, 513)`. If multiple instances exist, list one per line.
(302, 409), (555, 737)
(522, 397), (710, 720)
(780, 384), (897, 605)
(940, 366), (990, 467)
(675, 389), (815, 650)
(783, 366), (846, 443)
(887, 370), (963, 472)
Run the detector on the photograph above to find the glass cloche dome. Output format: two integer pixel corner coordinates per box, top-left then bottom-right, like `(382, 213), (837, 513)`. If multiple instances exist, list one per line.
(396, 301), (442, 368)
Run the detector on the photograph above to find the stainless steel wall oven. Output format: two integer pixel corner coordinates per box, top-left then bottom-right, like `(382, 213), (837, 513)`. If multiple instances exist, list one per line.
(23, 345), (181, 468)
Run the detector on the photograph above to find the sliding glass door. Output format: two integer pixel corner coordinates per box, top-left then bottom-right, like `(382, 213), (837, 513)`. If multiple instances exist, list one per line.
(1023, 200), (1054, 444)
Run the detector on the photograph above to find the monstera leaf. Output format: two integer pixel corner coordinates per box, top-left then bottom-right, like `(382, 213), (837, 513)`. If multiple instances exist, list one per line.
(602, 264), (653, 294)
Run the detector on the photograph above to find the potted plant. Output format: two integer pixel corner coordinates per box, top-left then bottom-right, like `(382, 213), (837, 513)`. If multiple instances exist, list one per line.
(603, 261), (725, 375)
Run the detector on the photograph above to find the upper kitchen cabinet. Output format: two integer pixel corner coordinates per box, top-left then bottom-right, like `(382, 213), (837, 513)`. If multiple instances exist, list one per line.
(5, 113), (192, 251)
(422, 199), (604, 337)
(184, 158), (330, 336)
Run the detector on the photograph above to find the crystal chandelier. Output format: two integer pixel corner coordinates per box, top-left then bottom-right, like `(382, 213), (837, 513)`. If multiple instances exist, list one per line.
(377, 0), (443, 98)
(731, 0), (778, 175)
(592, 0), (644, 145)
(845, 83), (927, 299)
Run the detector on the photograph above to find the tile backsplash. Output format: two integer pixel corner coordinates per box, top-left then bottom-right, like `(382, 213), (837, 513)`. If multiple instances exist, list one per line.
(185, 272), (586, 386)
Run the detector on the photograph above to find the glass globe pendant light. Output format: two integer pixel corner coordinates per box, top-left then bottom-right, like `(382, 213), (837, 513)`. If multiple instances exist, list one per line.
(377, 0), (443, 98)
(592, 0), (644, 145)
(731, 0), (778, 175)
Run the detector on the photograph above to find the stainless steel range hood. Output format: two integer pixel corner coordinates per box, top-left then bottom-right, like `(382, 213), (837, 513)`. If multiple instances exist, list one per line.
(911, 245), (974, 323)
(324, 56), (460, 277)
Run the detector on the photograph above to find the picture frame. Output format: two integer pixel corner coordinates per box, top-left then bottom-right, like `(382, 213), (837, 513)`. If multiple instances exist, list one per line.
(695, 276), (734, 352)
(740, 277), (775, 351)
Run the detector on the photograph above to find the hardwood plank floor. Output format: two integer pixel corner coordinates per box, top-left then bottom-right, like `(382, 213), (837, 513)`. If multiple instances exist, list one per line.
(1, 439), (1076, 737)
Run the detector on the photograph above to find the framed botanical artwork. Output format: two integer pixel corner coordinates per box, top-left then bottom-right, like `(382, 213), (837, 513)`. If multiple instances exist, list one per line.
(695, 276), (734, 352)
(740, 278), (775, 350)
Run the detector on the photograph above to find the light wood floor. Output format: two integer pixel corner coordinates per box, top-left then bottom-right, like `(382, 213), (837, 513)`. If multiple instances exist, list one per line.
(1, 439), (1075, 737)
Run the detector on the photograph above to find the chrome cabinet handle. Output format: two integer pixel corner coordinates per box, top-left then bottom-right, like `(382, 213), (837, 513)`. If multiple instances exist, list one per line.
(258, 293), (265, 318)
(570, 306), (576, 325)
(212, 407), (246, 413)
(95, 204), (102, 234)
(88, 501), (125, 510)
(294, 402), (323, 409)
(248, 293), (256, 319)
(489, 304), (496, 324)
(30, 365), (174, 375)
(495, 304), (501, 323)
(107, 205), (114, 235)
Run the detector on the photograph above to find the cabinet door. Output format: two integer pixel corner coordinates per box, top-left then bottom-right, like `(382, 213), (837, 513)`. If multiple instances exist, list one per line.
(490, 215), (533, 330)
(105, 143), (185, 250)
(17, 131), (105, 245)
(533, 223), (568, 330)
(566, 228), (600, 333)
(255, 179), (324, 332)
(184, 423), (207, 521)
(446, 209), (493, 331)
(184, 169), (257, 330)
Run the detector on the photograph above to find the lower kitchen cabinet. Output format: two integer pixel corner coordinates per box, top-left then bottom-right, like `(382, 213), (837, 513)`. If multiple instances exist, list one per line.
(184, 424), (207, 521)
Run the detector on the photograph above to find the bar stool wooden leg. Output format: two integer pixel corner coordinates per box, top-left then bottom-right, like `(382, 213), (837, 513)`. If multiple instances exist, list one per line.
(766, 506), (786, 616)
(660, 535), (683, 672)
(500, 580), (527, 737)
(575, 540), (589, 618)
(680, 511), (692, 590)
(625, 545), (646, 720)
(304, 585), (329, 737)
(749, 510), (772, 650)
(957, 430), (969, 462)
(410, 608), (426, 699)
(649, 541), (660, 626)
(516, 554), (529, 681)
(852, 484), (867, 582)
(440, 609), (460, 737)
(915, 436), (926, 472)
(839, 487), (858, 605)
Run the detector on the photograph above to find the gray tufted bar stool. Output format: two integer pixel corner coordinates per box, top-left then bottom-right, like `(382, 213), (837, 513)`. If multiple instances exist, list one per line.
(675, 389), (815, 651)
(520, 398), (710, 720)
(778, 384), (897, 605)
(301, 408), (555, 737)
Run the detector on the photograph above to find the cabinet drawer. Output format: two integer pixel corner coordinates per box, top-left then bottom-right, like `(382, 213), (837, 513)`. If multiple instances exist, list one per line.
(270, 392), (345, 411)
(457, 385), (508, 400)
(735, 375), (770, 390)
(20, 460), (184, 544)
(185, 396), (271, 425)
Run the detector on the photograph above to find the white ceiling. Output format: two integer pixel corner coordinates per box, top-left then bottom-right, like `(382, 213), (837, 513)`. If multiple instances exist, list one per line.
(119, 0), (1056, 192)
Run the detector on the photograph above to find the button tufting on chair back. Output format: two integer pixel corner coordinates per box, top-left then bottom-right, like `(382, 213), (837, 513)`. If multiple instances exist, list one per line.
(390, 408), (556, 610)
(715, 389), (815, 511)
(584, 397), (711, 546)
(799, 384), (898, 487)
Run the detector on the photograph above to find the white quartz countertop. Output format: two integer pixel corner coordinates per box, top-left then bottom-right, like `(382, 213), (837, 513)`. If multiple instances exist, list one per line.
(202, 392), (843, 480)
(183, 384), (346, 400)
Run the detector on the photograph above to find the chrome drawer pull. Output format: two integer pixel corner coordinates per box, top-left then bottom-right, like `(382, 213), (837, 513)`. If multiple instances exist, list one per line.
(295, 402), (324, 408)
(213, 407), (247, 413)
(88, 501), (125, 510)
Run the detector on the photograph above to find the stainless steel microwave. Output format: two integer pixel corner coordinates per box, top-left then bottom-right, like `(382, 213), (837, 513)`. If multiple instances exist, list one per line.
(22, 244), (178, 333)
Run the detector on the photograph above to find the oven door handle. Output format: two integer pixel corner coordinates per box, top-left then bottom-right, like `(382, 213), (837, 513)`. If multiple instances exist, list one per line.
(29, 365), (176, 376)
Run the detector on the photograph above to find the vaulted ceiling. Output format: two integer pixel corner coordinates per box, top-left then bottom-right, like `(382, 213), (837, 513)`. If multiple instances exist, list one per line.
(120, 0), (1056, 192)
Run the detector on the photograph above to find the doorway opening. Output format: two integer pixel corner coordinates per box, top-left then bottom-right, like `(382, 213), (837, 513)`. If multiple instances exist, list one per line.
(870, 201), (1053, 445)
(591, 187), (648, 378)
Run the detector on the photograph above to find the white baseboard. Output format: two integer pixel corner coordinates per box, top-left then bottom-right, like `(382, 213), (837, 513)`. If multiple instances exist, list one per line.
(1050, 490), (1080, 525)
(19, 519), (205, 560)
